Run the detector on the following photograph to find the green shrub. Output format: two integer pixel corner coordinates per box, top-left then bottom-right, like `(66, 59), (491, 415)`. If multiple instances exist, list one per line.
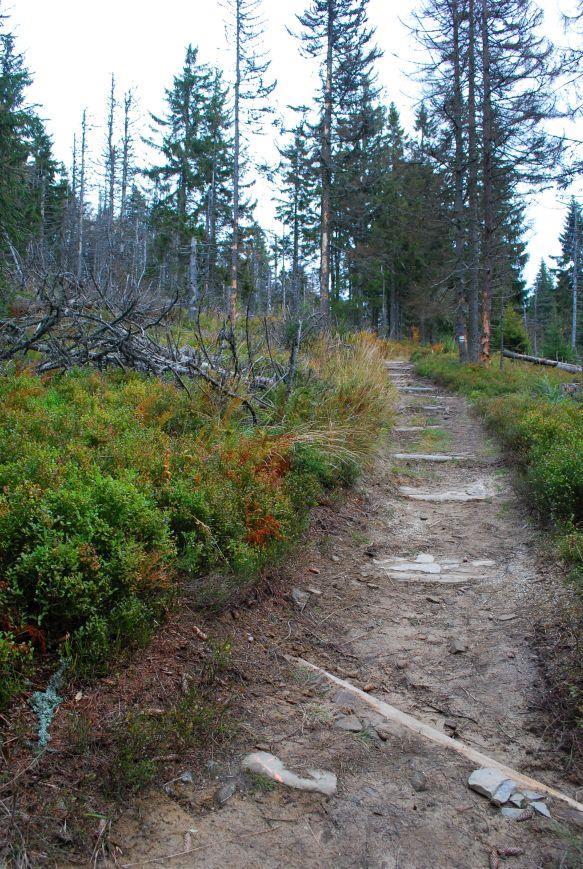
(494, 305), (530, 353)
(0, 332), (395, 704)
(0, 633), (32, 708)
(414, 352), (582, 575)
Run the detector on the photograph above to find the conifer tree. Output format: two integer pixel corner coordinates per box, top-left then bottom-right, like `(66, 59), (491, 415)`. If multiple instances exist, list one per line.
(296, 0), (380, 327)
(146, 46), (214, 296)
(224, 0), (274, 322)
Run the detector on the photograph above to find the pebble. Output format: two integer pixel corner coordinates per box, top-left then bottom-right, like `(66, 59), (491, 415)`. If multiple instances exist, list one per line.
(375, 724), (392, 741)
(291, 588), (310, 611)
(214, 781), (237, 806)
(531, 801), (551, 818)
(410, 771), (428, 792)
(363, 683), (376, 693)
(331, 555), (341, 563)
(448, 638), (468, 654)
(501, 806), (528, 820)
(334, 714), (363, 732)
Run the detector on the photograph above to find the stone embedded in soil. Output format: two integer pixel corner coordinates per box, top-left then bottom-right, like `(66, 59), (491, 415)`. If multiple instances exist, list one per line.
(393, 453), (467, 463)
(335, 714), (363, 732)
(241, 751), (337, 797)
(411, 771), (428, 792)
(501, 806), (529, 820)
(333, 689), (356, 708)
(385, 561), (441, 574)
(291, 588), (310, 611)
(399, 483), (493, 503)
(179, 771), (194, 784)
(448, 638), (468, 654)
(531, 801), (551, 818)
(214, 781), (237, 806)
(374, 724), (392, 741)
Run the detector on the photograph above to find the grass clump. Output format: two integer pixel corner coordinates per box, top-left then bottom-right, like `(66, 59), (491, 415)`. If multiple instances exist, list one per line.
(412, 351), (582, 547)
(0, 332), (394, 708)
(107, 685), (232, 798)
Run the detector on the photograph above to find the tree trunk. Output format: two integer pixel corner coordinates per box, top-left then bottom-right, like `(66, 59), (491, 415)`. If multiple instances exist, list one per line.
(229, 0), (241, 323)
(452, 0), (468, 362)
(480, 0), (494, 361)
(572, 215), (579, 351)
(467, 0), (480, 361)
(502, 349), (582, 373)
(291, 176), (300, 318)
(319, 2), (333, 328)
(389, 261), (398, 339)
(380, 264), (388, 337)
(77, 111), (87, 282)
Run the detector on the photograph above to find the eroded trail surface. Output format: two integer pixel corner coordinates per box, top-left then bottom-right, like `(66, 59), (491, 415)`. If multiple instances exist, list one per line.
(112, 362), (582, 869)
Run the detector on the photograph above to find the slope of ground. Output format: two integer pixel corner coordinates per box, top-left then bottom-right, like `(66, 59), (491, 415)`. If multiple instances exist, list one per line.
(108, 360), (583, 869)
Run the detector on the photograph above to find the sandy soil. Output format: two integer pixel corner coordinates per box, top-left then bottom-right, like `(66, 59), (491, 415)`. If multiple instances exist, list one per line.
(109, 361), (583, 869)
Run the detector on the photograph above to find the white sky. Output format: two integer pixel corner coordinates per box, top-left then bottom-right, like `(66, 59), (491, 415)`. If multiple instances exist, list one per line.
(9, 0), (583, 286)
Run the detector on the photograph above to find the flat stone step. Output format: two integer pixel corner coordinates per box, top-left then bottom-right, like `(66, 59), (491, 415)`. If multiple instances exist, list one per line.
(398, 483), (494, 502)
(394, 426), (442, 432)
(398, 386), (435, 393)
(375, 553), (496, 584)
(379, 571), (485, 584)
(393, 453), (472, 462)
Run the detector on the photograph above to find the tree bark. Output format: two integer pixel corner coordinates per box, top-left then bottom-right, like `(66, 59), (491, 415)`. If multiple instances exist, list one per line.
(319, 1), (333, 328)
(572, 214), (579, 351)
(451, 0), (468, 361)
(480, 0), (494, 361)
(76, 111), (87, 282)
(229, 0), (241, 323)
(502, 349), (582, 373)
(467, 0), (480, 361)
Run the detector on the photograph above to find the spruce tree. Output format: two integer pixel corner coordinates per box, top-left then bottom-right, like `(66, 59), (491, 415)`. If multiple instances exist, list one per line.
(296, 0), (380, 327)
(146, 46), (214, 297)
(555, 198), (582, 352)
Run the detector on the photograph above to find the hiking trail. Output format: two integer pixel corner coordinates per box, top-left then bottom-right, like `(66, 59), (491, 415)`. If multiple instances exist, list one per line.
(110, 360), (582, 869)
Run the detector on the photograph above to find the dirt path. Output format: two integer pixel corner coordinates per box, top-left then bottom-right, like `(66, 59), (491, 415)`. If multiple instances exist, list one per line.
(110, 361), (582, 869)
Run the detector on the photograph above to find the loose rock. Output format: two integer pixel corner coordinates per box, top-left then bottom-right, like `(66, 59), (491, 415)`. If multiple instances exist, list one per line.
(335, 714), (363, 732)
(468, 768), (513, 801)
(531, 801), (551, 818)
(411, 771), (428, 792)
(214, 781), (237, 806)
(448, 638), (468, 654)
(291, 588), (310, 611)
(242, 752), (337, 797)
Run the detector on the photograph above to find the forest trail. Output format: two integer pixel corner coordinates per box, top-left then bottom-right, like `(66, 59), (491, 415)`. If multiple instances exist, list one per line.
(110, 362), (582, 869)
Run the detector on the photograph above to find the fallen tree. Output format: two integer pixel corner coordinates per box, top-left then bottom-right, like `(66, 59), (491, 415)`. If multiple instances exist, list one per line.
(502, 349), (582, 374)
(0, 273), (311, 423)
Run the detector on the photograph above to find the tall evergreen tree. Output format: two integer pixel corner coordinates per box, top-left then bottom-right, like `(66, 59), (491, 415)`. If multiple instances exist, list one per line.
(224, 0), (274, 322)
(296, 0), (380, 327)
(146, 46), (215, 297)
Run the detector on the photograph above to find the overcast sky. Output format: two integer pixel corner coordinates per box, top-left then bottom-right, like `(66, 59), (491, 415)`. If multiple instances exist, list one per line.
(9, 0), (582, 286)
